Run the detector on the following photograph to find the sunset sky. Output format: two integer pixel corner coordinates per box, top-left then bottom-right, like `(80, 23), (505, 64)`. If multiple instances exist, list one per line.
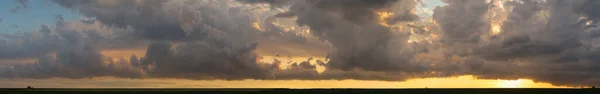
(0, 0), (598, 88)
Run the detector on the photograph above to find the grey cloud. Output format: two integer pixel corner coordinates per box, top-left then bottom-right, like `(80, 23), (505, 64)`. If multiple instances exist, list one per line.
(140, 41), (274, 80)
(1, 27), (144, 79)
(52, 0), (263, 41)
(257, 16), (333, 57)
(46, 0), (430, 81)
(0, 25), (63, 59)
(431, 0), (600, 86)
(288, 58), (316, 69)
(268, 0), (425, 73)
(80, 18), (96, 25)
(48, 0), (275, 80)
(4, 0), (600, 87)
(237, 0), (438, 81)
(433, 0), (490, 45)
(0, 19), (147, 78)
(52, 0), (185, 40)
(235, 0), (291, 8)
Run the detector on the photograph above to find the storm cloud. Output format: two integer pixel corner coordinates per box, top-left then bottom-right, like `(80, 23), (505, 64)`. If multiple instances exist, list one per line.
(1, 0), (600, 87)
(432, 0), (600, 86)
(0, 20), (144, 79)
(270, 0), (425, 72)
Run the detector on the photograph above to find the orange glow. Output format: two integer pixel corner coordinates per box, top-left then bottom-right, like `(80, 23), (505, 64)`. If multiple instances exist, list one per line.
(5, 75), (569, 88)
(253, 22), (264, 31)
(377, 11), (394, 27)
(100, 49), (147, 58)
(490, 22), (502, 35)
(496, 79), (523, 88)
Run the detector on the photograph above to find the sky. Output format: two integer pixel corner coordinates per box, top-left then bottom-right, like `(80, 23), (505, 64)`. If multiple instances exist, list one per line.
(0, 0), (598, 88)
(0, 0), (80, 33)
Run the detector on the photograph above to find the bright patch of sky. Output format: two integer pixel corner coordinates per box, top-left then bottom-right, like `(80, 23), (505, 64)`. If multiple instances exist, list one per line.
(0, 0), (81, 33)
(416, 0), (446, 18)
(423, 0), (446, 9)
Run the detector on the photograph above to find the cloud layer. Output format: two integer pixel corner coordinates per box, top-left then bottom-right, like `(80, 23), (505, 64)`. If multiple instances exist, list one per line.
(1, 0), (600, 87)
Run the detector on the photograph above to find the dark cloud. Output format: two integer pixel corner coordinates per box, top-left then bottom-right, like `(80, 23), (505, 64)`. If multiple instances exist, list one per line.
(235, 0), (291, 8)
(140, 41), (274, 80)
(0, 25), (62, 59)
(238, 0), (438, 81)
(0, 18), (144, 59)
(21, 0), (430, 81)
(44, 0), (273, 80)
(52, 0), (185, 40)
(80, 18), (96, 25)
(271, 0), (424, 73)
(0, 16), (148, 78)
(431, 0), (600, 86)
(257, 16), (332, 57)
(3, 0), (600, 87)
(0, 24), (144, 79)
(432, 0), (492, 57)
(0, 0), (438, 82)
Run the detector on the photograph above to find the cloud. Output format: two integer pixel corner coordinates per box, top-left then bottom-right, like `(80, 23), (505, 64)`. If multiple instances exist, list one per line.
(44, 0), (279, 80)
(140, 41), (275, 80)
(0, 12), (147, 79)
(268, 0), (425, 73)
(0, 19), (143, 60)
(235, 0), (290, 8)
(256, 16), (332, 57)
(0, 23), (144, 78)
(3, 0), (600, 87)
(431, 0), (600, 86)
(41, 0), (284, 81)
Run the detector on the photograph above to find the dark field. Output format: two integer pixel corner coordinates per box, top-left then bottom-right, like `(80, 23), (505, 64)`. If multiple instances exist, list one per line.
(1, 88), (599, 94)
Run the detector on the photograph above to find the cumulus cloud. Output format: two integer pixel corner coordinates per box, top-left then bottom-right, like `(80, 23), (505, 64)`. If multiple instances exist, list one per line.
(29, 0), (432, 81)
(431, 0), (600, 86)
(0, 21), (144, 79)
(0, 0), (265, 80)
(3, 0), (600, 87)
(140, 41), (275, 80)
(271, 0), (425, 73)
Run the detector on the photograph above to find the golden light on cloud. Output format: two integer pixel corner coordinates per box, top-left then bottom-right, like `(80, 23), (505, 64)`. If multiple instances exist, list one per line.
(490, 22), (502, 35)
(259, 56), (328, 73)
(252, 22), (264, 31)
(100, 49), (147, 58)
(586, 20), (593, 25)
(377, 11), (394, 27)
